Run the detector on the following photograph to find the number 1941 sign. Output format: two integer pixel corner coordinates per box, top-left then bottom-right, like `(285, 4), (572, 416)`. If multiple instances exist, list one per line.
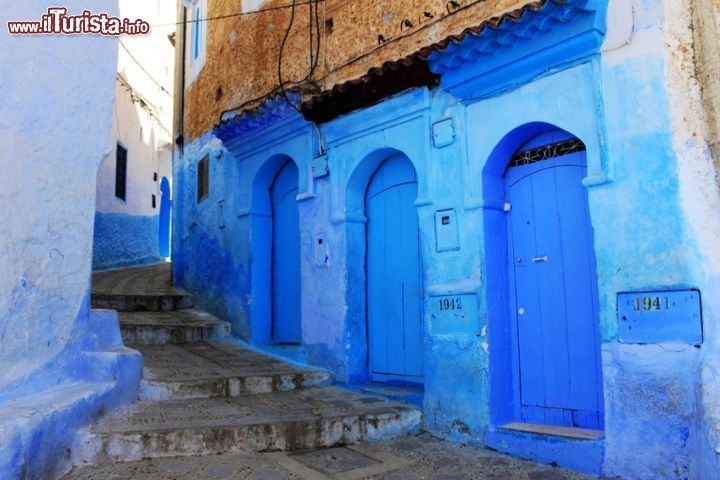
(617, 289), (702, 345)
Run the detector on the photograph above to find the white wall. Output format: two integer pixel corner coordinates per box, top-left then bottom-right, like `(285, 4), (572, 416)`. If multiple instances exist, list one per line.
(0, 1), (119, 391)
(96, 0), (175, 216)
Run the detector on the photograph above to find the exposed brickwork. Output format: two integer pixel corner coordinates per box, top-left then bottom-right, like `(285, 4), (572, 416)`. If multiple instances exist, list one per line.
(184, 0), (531, 139)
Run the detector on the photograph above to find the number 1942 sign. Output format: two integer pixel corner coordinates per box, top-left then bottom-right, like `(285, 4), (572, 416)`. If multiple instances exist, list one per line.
(617, 289), (702, 345)
(428, 294), (478, 335)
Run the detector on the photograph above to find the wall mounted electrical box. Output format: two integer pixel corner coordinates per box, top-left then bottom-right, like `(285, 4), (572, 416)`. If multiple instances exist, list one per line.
(432, 118), (455, 149)
(313, 232), (329, 266)
(434, 209), (460, 252)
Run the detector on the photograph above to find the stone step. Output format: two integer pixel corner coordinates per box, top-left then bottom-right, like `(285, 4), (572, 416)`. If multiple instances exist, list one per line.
(119, 309), (229, 345)
(91, 292), (194, 312)
(75, 387), (421, 464)
(91, 263), (192, 312)
(136, 341), (333, 400)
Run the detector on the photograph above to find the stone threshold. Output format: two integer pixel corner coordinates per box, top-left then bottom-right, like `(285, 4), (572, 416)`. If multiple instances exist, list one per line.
(498, 422), (604, 440)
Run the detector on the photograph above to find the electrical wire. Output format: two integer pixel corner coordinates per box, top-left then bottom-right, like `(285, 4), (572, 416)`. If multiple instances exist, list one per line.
(119, 41), (173, 97)
(220, 0), (493, 122)
(150, 0), (325, 28)
(277, 0), (298, 111)
(276, 0), (322, 112)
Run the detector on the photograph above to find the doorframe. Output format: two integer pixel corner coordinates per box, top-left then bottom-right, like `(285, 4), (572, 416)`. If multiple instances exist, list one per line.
(483, 122), (603, 428)
(344, 147), (424, 384)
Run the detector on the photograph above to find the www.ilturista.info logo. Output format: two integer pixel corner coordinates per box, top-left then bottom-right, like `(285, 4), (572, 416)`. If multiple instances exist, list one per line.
(7, 7), (150, 35)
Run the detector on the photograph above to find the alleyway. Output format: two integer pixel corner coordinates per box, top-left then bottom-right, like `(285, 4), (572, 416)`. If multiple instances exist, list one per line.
(63, 264), (610, 480)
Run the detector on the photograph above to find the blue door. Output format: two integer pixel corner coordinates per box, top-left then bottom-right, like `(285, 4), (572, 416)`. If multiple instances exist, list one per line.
(271, 161), (301, 344)
(159, 177), (171, 258)
(507, 147), (603, 429)
(366, 155), (423, 384)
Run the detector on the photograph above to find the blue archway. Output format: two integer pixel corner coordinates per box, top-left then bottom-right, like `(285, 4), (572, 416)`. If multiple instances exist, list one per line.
(159, 176), (171, 258)
(484, 123), (603, 429)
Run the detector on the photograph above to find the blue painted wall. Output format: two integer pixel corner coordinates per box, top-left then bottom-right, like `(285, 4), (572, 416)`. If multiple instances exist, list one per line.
(1, 2), (143, 476)
(174, 1), (720, 477)
(92, 212), (164, 270)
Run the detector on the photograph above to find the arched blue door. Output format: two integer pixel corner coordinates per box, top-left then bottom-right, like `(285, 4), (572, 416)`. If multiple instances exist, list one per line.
(366, 155), (423, 384)
(270, 161), (301, 344)
(506, 136), (603, 429)
(159, 177), (171, 258)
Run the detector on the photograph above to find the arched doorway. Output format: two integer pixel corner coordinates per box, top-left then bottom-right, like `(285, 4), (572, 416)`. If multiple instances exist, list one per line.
(505, 130), (603, 429)
(365, 154), (423, 384)
(270, 161), (301, 344)
(159, 176), (171, 258)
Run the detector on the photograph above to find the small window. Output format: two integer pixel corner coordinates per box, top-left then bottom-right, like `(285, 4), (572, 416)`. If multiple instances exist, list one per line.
(193, 7), (201, 59)
(197, 155), (209, 202)
(115, 143), (127, 201)
(186, 0), (207, 85)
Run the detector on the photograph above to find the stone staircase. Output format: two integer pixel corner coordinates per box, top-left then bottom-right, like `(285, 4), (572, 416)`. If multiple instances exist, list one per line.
(74, 264), (421, 466)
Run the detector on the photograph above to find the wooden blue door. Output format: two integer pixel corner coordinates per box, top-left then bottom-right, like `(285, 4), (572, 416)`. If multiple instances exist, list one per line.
(507, 148), (603, 429)
(271, 161), (301, 344)
(159, 176), (171, 258)
(366, 155), (423, 384)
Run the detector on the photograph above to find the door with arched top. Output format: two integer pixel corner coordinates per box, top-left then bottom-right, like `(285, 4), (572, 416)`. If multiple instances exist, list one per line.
(366, 154), (423, 384)
(270, 161), (301, 344)
(506, 132), (603, 429)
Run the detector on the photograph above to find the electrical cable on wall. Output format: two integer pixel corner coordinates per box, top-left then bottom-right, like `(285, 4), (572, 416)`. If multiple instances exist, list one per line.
(119, 41), (173, 97)
(220, 0), (492, 122)
(150, 0), (325, 28)
(277, 0), (321, 112)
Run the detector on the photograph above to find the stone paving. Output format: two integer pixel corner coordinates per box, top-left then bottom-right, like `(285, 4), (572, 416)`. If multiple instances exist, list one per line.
(64, 264), (612, 480)
(137, 341), (333, 400)
(92, 262), (181, 296)
(63, 432), (606, 480)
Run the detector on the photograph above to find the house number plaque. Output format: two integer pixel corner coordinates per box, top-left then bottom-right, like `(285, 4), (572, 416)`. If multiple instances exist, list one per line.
(429, 294), (478, 335)
(617, 289), (702, 345)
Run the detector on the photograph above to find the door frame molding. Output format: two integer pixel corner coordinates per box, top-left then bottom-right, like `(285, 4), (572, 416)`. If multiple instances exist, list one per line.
(365, 154), (423, 384)
(483, 122), (603, 428)
(248, 154), (299, 345)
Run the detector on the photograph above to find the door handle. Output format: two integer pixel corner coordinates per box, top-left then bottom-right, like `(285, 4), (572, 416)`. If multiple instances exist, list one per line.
(532, 255), (548, 263)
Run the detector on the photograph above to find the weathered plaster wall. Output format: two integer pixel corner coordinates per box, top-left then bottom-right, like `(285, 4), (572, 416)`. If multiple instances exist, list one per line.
(184, 0), (530, 139)
(0, 1), (142, 478)
(0, 0), (117, 392)
(596, 0), (717, 477)
(93, 0), (175, 270)
(691, 0), (720, 188)
(661, 0), (720, 477)
(94, 81), (169, 270)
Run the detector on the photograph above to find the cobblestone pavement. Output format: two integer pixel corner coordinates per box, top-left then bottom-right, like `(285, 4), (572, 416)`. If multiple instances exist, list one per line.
(77, 264), (613, 480)
(63, 433), (610, 480)
(92, 262), (179, 296)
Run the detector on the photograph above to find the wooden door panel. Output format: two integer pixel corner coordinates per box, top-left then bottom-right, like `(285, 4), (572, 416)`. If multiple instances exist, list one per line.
(366, 156), (423, 383)
(271, 162), (301, 344)
(508, 152), (602, 428)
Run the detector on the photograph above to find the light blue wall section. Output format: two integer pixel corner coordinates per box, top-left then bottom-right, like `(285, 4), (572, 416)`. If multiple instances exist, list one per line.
(93, 212), (163, 270)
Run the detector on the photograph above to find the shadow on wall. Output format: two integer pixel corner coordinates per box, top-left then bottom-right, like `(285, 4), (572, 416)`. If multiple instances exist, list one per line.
(92, 78), (170, 271)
